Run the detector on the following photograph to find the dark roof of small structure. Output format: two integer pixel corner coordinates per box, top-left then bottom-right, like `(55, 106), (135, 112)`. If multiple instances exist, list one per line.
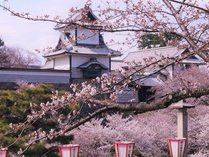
(54, 6), (102, 30)
(77, 57), (108, 69)
(71, 6), (98, 22)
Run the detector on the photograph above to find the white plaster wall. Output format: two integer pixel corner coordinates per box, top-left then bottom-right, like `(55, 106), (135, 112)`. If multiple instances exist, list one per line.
(77, 28), (99, 45)
(54, 56), (70, 70)
(71, 56), (88, 78)
(41, 60), (54, 69)
(97, 57), (109, 67)
(72, 56), (89, 67)
(111, 60), (124, 71)
(71, 67), (83, 78)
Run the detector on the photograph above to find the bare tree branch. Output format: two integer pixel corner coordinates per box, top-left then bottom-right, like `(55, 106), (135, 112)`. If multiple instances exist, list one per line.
(163, 0), (209, 62)
(169, 0), (209, 14)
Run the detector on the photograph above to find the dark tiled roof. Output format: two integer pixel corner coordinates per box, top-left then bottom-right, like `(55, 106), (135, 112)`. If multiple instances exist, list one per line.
(77, 58), (108, 69)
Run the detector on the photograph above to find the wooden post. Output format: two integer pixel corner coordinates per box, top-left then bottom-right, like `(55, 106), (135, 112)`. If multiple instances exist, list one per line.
(172, 100), (195, 157)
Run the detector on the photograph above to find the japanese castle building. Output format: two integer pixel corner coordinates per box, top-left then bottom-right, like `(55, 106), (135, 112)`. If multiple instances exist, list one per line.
(42, 6), (120, 82)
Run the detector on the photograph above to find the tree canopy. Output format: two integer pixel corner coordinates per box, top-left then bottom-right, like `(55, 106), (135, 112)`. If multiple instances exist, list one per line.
(0, 38), (4, 46)
(138, 32), (182, 48)
(0, 46), (41, 68)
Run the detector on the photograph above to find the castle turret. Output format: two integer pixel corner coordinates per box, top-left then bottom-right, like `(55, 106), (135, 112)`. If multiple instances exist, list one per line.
(42, 6), (121, 81)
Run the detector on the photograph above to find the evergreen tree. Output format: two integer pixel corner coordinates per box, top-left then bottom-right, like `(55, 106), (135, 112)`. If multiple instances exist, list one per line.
(0, 84), (71, 156)
(138, 32), (182, 49)
(0, 38), (4, 47)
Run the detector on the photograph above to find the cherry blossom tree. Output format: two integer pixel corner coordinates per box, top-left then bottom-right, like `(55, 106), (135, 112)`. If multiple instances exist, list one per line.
(0, 38), (4, 46)
(0, 46), (41, 68)
(1, 0), (209, 156)
(3, 65), (209, 156)
(0, 38), (40, 68)
(71, 104), (209, 156)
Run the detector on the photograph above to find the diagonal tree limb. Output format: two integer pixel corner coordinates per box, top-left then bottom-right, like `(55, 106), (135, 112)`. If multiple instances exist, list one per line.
(169, 0), (209, 14)
(18, 82), (209, 156)
(163, 0), (209, 62)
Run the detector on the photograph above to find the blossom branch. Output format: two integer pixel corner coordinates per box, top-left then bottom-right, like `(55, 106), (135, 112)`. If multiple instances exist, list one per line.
(169, 0), (209, 14)
(17, 80), (209, 156)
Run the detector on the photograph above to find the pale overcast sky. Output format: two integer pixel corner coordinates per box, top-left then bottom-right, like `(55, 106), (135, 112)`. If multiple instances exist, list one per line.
(0, 0), (208, 53)
(0, 0), (140, 65)
(0, 0), (98, 51)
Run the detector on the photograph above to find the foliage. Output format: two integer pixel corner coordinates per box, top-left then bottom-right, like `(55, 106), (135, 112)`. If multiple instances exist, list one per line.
(0, 0), (209, 156)
(6, 65), (209, 156)
(138, 32), (182, 48)
(0, 38), (4, 46)
(72, 111), (175, 157)
(0, 46), (41, 68)
(0, 84), (67, 156)
(138, 33), (167, 48)
(72, 105), (209, 156)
